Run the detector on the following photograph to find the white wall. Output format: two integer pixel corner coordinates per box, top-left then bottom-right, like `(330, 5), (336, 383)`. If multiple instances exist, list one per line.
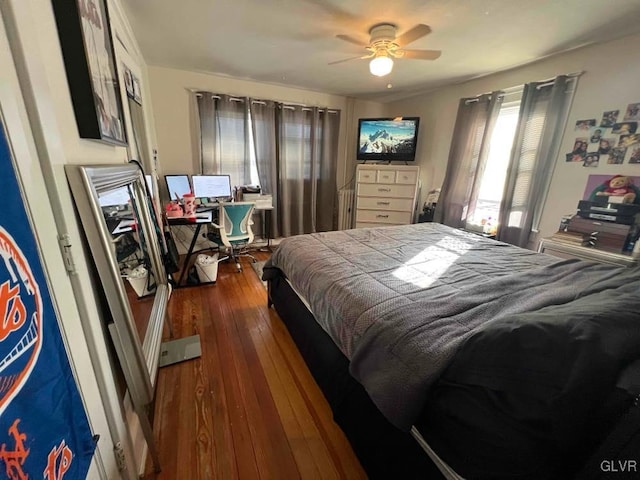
(387, 31), (640, 244)
(146, 66), (384, 196)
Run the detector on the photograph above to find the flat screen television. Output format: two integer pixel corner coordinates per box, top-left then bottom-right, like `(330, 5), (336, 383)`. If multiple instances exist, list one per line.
(357, 117), (420, 162)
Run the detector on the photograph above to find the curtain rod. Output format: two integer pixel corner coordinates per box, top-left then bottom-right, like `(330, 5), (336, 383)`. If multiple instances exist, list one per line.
(463, 71), (584, 103)
(280, 105), (339, 114)
(192, 90), (338, 112)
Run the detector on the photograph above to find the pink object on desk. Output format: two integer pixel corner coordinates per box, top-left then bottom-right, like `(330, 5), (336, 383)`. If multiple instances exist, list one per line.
(165, 200), (183, 218)
(183, 193), (196, 216)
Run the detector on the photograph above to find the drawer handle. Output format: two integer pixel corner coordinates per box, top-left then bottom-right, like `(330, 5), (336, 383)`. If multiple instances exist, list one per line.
(377, 201), (390, 206)
(378, 188), (391, 192)
(376, 214), (389, 219)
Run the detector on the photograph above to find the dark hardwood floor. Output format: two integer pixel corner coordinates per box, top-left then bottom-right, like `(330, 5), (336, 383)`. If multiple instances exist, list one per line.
(143, 251), (367, 479)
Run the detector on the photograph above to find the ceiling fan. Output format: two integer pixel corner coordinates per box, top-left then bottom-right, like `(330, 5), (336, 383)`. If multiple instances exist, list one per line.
(331, 23), (441, 77)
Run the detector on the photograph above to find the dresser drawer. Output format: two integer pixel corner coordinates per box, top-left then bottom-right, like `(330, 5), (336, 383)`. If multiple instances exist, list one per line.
(376, 169), (396, 183)
(357, 196), (414, 211)
(358, 183), (415, 198)
(356, 222), (403, 228)
(356, 209), (413, 224)
(357, 168), (377, 183)
(395, 169), (418, 185)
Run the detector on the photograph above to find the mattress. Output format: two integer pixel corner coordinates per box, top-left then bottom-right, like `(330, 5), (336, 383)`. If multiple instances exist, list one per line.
(264, 223), (640, 478)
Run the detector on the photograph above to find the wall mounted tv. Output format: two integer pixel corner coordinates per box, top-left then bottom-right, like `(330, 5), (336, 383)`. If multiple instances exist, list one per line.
(357, 117), (420, 162)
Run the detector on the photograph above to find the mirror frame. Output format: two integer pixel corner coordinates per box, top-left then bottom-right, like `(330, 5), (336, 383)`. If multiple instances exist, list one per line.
(65, 163), (168, 406)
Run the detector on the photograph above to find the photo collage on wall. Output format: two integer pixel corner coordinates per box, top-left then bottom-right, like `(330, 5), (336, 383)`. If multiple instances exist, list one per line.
(565, 102), (640, 167)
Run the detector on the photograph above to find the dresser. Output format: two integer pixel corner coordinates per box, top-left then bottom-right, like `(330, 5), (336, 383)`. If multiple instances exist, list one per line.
(538, 238), (638, 267)
(355, 164), (420, 228)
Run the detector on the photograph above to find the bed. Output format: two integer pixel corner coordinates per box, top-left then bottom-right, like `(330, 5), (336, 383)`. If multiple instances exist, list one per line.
(263, 223), (640, 479)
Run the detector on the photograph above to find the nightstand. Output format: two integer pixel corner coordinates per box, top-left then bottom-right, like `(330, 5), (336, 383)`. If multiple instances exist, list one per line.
(537, 238), (638, 267)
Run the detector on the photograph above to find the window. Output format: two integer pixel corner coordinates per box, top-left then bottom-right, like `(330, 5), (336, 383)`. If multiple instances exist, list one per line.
(465, 101), (520, 234)
(246, 111), (260, 186)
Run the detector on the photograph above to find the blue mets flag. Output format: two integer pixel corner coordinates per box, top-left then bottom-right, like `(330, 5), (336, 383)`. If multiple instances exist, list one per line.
(0, 116), (96, 478)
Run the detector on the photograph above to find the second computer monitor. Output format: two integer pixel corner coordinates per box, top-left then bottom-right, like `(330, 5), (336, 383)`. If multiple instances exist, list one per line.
(165, 175), (192, 201)
(192, 175), (232, 201)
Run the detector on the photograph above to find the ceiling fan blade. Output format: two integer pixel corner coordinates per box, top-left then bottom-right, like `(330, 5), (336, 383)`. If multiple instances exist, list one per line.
(395, 24), (431, 46)
(402, 49), (442, 60)
(336, 34), (368, 47)
(328, 55), (365, 65)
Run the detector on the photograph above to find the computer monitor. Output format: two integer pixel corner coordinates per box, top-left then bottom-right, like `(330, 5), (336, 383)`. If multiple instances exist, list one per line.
(192, 175), (232, 201)
(165, 175), (191, 201)
(98, 186), (130, 208)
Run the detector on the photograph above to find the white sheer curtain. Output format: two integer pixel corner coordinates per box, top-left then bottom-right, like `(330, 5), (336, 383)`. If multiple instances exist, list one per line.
(434, 92), (503, 227)
(497, 75), (576, 247)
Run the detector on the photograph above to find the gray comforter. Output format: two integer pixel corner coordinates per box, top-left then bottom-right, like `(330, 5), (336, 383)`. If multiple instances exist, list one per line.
(265, 223), (638, 431)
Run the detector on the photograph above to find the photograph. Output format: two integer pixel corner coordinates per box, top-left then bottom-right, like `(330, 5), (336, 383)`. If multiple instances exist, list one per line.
(123, 66), (134, 97)
(566, 152), (585, 162)
(600, 110), (619, 128)
(575, 119), (596, 131)
(132, 76), (142, 104)
(598, 138), (615, 155)
(624, 102), (640, 121)
(629, 148), (640, 164)
(572, 137), (588, 155)
(611, 122), (638, 135)
(619, 134), (640, 148)
(607, 147), (627, 165)
(589, 128), (603, 143)
(583, 174), (640, 199)
(52, 0), (127, 145)
(583, 153), (600, 168)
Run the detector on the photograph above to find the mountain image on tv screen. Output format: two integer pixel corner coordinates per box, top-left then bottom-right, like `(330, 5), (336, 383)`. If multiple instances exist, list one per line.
(359, 119), (417, 155)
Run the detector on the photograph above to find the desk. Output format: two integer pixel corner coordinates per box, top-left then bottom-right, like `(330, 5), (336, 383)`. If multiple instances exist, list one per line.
(167, 205), (273, 286)
(166, 211), (213, 286)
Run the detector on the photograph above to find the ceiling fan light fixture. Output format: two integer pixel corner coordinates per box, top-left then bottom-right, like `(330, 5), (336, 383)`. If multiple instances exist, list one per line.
(369, 54), (393, 77)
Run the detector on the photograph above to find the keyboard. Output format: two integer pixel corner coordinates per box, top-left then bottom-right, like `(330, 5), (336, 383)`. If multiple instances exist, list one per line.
(196, 205), (214, 212)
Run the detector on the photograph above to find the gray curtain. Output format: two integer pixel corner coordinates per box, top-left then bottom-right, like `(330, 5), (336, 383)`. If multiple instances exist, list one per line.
(316, 109), (340, 233)
(277, 106), (339, 237)
(434, 92), (503, 227)
(196, 93), (250, 187)
(497, 76), (574, 247)
(196, 92), (218, 173)
(250, 100), (280, 236)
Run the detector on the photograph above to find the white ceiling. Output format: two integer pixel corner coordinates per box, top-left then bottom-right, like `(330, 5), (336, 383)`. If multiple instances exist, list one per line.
(120, 0), (640, 102)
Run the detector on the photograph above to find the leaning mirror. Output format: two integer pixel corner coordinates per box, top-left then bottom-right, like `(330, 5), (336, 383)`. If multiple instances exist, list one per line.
(65, 164), (168, 406)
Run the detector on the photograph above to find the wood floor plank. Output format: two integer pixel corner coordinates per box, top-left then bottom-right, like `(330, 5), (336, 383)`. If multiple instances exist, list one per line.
(144, 252), (365, 479)
(198, 284), (239, 480)
(231, 272), (339, 480)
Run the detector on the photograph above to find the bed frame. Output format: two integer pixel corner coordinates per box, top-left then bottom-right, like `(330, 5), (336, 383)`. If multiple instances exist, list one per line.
(268, 273), (449, 479)
(267, 271), (640, 480)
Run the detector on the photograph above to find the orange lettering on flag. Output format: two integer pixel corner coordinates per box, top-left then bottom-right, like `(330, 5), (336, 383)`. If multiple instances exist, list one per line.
(0, 281), (26, 342)
(43, 439), (73, 480)
(0, 419), (29, 480)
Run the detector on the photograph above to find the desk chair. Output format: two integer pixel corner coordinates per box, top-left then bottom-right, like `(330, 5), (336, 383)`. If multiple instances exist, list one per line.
(207, 202), (257, 272)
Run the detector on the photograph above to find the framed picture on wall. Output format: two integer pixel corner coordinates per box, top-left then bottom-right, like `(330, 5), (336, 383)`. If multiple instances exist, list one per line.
(52, 0), (128, 146)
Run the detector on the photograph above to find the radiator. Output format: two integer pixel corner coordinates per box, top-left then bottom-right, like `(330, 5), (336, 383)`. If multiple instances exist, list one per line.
(338, 189), (355, 230)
